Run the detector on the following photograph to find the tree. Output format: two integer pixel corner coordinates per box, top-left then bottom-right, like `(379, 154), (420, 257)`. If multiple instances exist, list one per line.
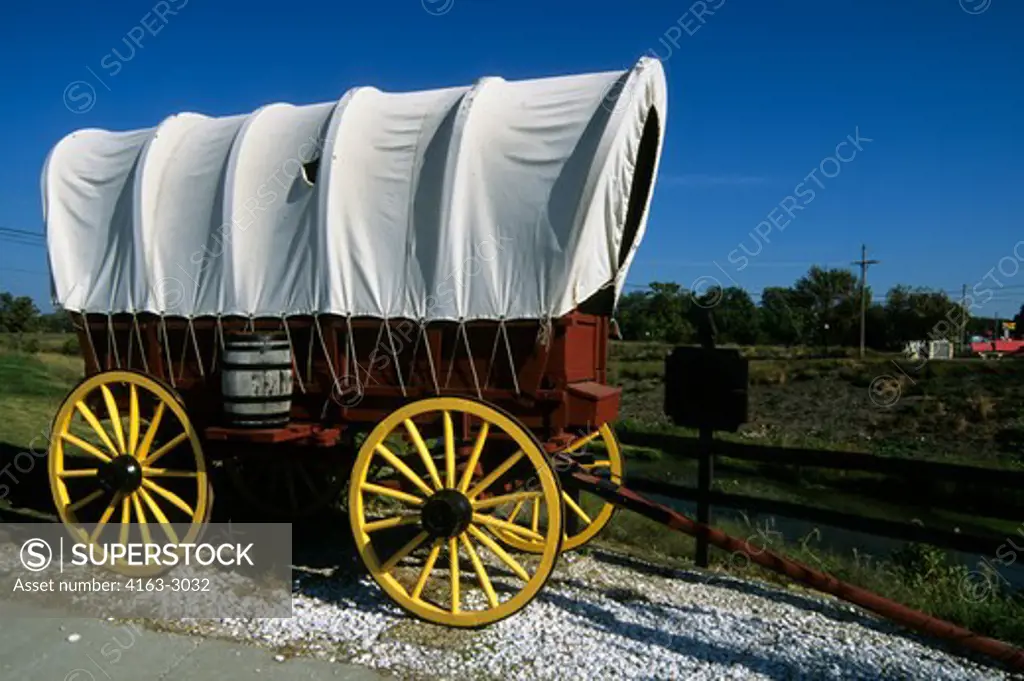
(0, 293), (40, 333)
(38, 311), (74, 333)
(647, 282), (694, 343)
(704, 286), (759, 345)
(882, 285), (956, 346)
(791, 267), (859, 347)
(759, 287), (807, 346)
(615, 282), (697, 343)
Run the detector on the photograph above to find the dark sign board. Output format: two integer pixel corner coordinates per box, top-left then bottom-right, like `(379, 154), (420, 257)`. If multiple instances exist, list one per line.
(663, 346), (748, 432)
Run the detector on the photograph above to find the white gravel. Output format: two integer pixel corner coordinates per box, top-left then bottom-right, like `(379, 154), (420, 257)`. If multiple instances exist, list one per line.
(153, 549), (1011, 680)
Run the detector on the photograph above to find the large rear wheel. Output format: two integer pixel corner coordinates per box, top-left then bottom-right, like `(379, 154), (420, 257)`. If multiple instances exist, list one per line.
(348, 396), (563, 627)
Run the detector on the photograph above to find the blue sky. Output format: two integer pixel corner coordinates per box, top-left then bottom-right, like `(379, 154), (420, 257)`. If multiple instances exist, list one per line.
(1, 0), (1022, 316)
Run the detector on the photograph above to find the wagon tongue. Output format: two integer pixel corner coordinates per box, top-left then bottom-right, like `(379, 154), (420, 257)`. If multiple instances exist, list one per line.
(419, 489), (473, 539)
(97, 455), (144, 494)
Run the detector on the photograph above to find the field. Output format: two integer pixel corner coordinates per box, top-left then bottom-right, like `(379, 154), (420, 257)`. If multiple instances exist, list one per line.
(1, 334), (1022, 647)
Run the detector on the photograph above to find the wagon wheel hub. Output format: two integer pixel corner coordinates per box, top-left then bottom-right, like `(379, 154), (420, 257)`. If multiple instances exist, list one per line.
(420, 489), (473, 539)
(98, 455), (144, 494)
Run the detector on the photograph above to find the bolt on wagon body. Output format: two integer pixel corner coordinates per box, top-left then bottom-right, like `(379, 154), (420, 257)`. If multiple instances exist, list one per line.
(41, 57), (667, 626)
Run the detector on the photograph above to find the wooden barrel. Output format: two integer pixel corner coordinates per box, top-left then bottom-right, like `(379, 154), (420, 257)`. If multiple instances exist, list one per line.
(221, 332), (293, 428)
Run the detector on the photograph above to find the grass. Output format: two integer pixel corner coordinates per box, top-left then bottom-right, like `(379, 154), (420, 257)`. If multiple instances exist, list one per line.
(0, 350), (83, 451)
(594, 506), (1024, 649)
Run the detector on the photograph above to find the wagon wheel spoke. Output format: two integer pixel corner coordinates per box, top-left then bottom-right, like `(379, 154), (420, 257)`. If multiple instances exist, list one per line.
(59, 468), (98, 479)
(131, 492), (153, 546)
(448, 537), (460, 613)
(143, 432), (189, 468)
(374, 443), (435, 497)
(128, 384), (141, 456)
(563, 429), (602, 454)
(466, 450), (525, 499)
(361, 483), (425, 507)
(119, 496), (131, 546)
(472, 490), (540, 511)
(472, 513), (545, 542)
(468, 525), (530, 581)
(581, 461), (611, 470)
(136, 402), (165, 461)
(457, 422), (489, 493)
(505, 500), (525, 524)
(60, 432), (113, 463)
(443, 411), (456, 489)
(142, 467), (198, 478)
(142, 478), (195, 517)
(364, 514), (421, 533)
(403, 419), (443, 490)
(67, 489), (104, 513)
(563, 492), (593, 525)
(461, 534), (498, 608)
(138, 487), (180, 544)
(381, 531), (429, 573)
(98, 384), (127, 455)
(90, 493), (122, 543)
(72, 404), (119, 459)
(411, 540), (443, 600)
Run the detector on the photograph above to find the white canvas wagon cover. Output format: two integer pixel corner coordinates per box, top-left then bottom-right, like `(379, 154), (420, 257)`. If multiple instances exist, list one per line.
(43, 58), (666, 322)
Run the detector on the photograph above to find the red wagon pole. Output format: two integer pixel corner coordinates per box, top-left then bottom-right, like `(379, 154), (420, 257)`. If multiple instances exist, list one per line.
(566, 466), (1024, 673)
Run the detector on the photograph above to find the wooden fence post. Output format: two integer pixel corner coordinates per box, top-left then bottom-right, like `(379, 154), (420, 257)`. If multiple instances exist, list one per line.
(694, 306), (717, 568)
(695, 426), (714, 567)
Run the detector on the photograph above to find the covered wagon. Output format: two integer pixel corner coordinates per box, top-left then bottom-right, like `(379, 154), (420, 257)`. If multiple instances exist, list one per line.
(41, 57), (667, 626)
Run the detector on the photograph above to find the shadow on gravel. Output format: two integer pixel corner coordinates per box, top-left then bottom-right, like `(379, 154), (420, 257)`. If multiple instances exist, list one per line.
(539, 589), (884, 681)
(588, 548), (884, 626)
(583, 547), (1009, 674)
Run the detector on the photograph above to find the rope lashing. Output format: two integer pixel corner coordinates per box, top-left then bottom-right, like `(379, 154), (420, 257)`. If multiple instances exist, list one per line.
(420, 320), (440, 395)
(344, 315), (363, 395)
(81, 314), (102, 373)
(315, 314), (344, 403)
(106, 313), (122, 369)
(500, 319), (521, 396)
(159, 313), (176, 388)
(132, 312), (150, 374)
(187, 317), (205, 379)
(281, 315), (306, 394)
(384, 319), (407, 397)
(460, 321), (483, 400)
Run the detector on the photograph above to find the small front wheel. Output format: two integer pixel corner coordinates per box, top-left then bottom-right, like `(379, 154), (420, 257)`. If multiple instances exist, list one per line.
(48, 370), (212, 576)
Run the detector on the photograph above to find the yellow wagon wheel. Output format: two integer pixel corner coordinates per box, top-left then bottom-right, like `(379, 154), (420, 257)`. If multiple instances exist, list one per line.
(48, 370), (211, 576)
(349, 396), (563, 627)
(491, 424), (624, 553)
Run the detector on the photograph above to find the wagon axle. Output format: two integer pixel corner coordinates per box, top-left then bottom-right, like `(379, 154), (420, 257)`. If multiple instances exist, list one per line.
(96, 455), (144, 495)
(419, 489), (474, 539)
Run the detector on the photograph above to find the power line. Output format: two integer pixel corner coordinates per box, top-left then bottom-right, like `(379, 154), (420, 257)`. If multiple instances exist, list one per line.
(0, 226), (44, 239)
(0, 267), (47, 275)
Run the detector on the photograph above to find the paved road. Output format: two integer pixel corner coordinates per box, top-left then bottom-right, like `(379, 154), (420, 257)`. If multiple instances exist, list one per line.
(0, 601), (386, 681)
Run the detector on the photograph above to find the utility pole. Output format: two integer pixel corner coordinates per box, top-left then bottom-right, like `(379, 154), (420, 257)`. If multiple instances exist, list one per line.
(852, 244), (880, 359)
(960, 284), (968, 350)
